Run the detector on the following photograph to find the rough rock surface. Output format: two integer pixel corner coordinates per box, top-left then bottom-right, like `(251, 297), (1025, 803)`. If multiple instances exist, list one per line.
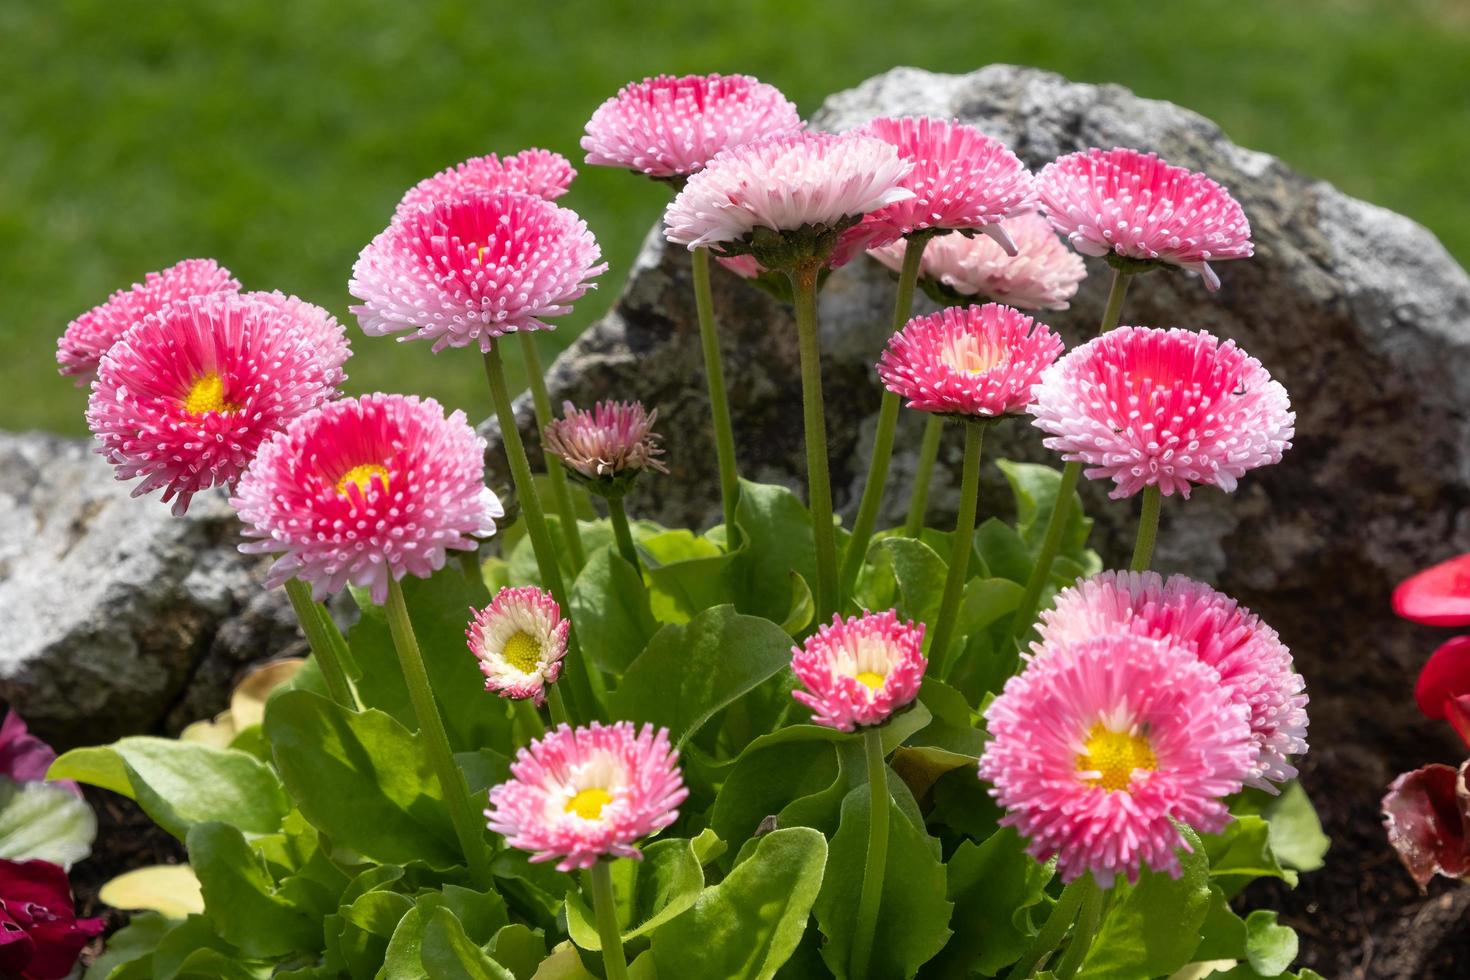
(483, 65), (1470, 976)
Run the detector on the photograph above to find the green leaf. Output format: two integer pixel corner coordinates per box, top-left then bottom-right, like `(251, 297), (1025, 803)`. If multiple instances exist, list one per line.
(150, 914), (260, 980)
(711, 737), (841, 847)
(186, 821), (320, 958)
(422, 906), (515, 980)
(487, 924), (547, 980)
(928, 828), (1053, 977)
(643, 527), (738, 623)
(566, 835), (707, 950)
(875, 536), (948, 626)
(1192, 884), (1249, 962)
(733, 479), (818, 622)
(570, 547), (659, 674)
(1244, 910), (1300, 976)
(973, 517), (1032, 585)
(49, 737), (287, 840)
(1202, 815), (1296, 894)
(997, 459), (1092, 559)
(650, 827), (827, 980)
(778, 571), (815, 637)
(530, 943), (598, 979)
(0, 776), (95, 868)
(84, 911), (177, 980)
(336, 890), (415, 978)
(263, 690), (459, 869)
(957, 576), (1024, 637)
(1262, 782), (1330, 872)
(383, 900), (434, 980)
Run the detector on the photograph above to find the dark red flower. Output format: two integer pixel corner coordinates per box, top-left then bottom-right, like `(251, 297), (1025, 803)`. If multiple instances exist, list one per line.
(1414, 636), (1470, 747)
(0, 860), (104, 979)
(1393, 552), (1470, 627)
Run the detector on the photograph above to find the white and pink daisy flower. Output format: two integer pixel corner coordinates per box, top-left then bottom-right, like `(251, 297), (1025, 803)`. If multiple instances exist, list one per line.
(877, 303), (1064, 419)
(395, 149), (576, 217)
(350, 190), (606, 353)
(792, 611), (927, 731)
(542, 399), (667, 488)
(231, 393), (503, 604)
(486, 722), (689, 871)
(1028, 326), (1293, 499)
(87, 292), (348, 515)
(468, 586), (570, 706)
(980, 632), (1255, 886)
(1037, 147), (1252, 291)
(58, 258), (240, 383)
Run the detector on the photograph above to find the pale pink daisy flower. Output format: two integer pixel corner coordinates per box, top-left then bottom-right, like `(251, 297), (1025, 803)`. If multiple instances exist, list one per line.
(877, 303), (1064, 418)
(980, 633), (1255, 886)
(582, 73), (802, 180)
(1028, 326), (1293, 499)
(792, 610), (927, 732)
(242, 290), (354, 361)
(350, 191), (606, 353)
(87, 292), (348, 516)
(395, 149), (576, 217)
(57, 258), (240, 383)
(1037, 571), (1308, 790)
(1037, 147), (1253, 291)
(543, 400), (667, 493)
(467, 586), (570, 706)
(486, 722), (689, 871)
(231, 393), (504, 604)
(870, 213), (1086, 311)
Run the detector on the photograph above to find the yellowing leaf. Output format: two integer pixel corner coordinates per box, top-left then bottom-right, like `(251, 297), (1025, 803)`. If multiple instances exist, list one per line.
(100, 864), (205, 918)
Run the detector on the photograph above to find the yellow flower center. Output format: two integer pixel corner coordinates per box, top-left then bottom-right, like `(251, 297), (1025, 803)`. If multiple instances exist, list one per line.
(940, 335), (1006, 376)
(336, 463), (390, 498)
(182, 372), (238, 416)
(477, 244), (491, 264)
(502, 631), (542, 673)
(854, 671), (887, 690)
(565, 787), (613, 820)
(1077, 724), (1157, 792)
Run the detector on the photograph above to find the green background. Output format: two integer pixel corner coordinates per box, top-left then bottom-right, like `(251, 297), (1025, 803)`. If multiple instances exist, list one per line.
(6, 0), (1467, 435)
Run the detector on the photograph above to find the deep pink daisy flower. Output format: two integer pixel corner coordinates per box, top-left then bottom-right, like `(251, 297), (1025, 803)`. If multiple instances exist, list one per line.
(870, 212), (1086, 311)
(231, 393), (503, 604)
(980, 633), (1254, 886)
(1037, 571), (1309, 790)
(1028, 326), (1293, 499)
(1394, 552), (1470, 627)
(57, 258), (240, 383)
(467, 586), (570, 707)
(792, 610), (927, 732)
(582, 73), (802, 180)
(87, 292), (349, 516)
(350, 191), (607, 353)
(877, 303), (1064, 418)
(542, 399), (668, 486)
(395, 149), (576, 217)
(1037, 147), (1253, 291)
(486, 722), (689, 871)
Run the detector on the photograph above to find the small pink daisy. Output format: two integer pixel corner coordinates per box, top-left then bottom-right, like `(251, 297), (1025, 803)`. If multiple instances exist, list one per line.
(870, 212), (1086, 311)
(231, 393), (504, 604)
(877, 303), (1064, 419)
(980, 633), (1255, 886)
(1037, 571), (1309, 790)
(582, 73), (802, 180)
(1037, 147), (1252, 291)
(542, 400), (667, 492)
(486, 722), (689, 871)
(350, 190), (606, 353)
(1028, 326), (1293, 499)
(57, 258), (240, 383)
(395, 149), (576, 217)
(467, 586), (570, 706)
(87, 292), (348, 515)
(792, 611), (927, 732)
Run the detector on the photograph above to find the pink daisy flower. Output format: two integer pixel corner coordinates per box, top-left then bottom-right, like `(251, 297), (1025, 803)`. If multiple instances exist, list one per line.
(486, 722), (689, 871)
(1037, 571), (1309, 790)
(231, 393), (503, 604)
(543, 400), (667, 492)
(877, 303), (1064, 418)
(792, 610), (926, 732)
(870, 212), (1087, 311)
(1393, 552), (1470, 627)
(1028, 326), (1293, 499)
(87, 292), (348, 516)
(57, 258), (240, 383)
(467, 586), (570, 706)
(582, 73), (802, 180)
(1037, 147), (1252, 291)
(350, 191), (607, 353)
(980, 633), (1255, 886)
(395, 149), (576, 217)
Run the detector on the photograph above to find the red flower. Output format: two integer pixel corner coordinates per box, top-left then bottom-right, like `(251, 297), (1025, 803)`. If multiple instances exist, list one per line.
(1414, 636), (1470, 747)
(1382, 761), (1470, 891)
(0, 860), (104, 980)
(1393, 553), (1470, 627)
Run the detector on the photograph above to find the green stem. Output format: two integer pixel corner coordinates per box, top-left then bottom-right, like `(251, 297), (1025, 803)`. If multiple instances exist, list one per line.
(1130, 486), (1162, 572)
(513, 698), (546, 744)
(283, 579), (355, 710)
(588, 860), (630, 980)
(606, 496), (641, 574)
(929, 422), (985, 677)
(1005, 877), (1088, 980)
(840, 234), (930, 603)
(1053, 877), (1102, 979)
(903, 415), (945, 537)
(788, 264), (839, 623)
(384, 579), (493, 885)
(692, 246), (742, 549)
(850, 727), (891, 980)
(547, 684), (571, 728)
(518, 331), (586, 573)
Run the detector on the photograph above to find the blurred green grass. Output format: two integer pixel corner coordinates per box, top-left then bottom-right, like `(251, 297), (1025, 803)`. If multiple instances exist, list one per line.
(4, 0), (1468, 436)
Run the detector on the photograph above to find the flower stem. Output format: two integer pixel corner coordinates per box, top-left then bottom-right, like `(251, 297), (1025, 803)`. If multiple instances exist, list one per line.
(513, 698), (546, 744)
(283, 578), (355, 710)
(606, 496), (641, 574)
(1005, 876), (1088, 980)
(1053, 877), (1103, 979)
(788, 263), (839, 623)
(384, 578), (493, 886)
(840, 233), (930, 604)
(850, 726), (891, 980)
(692, 246), (742, 550)
(1130, 486), (1162, 572)
(547, 684), (571, 728)
(929, 421), (985, 677)
(517, 330), (587, 573)
(903, 415), (945, 537)
(588, 859), (630, 980)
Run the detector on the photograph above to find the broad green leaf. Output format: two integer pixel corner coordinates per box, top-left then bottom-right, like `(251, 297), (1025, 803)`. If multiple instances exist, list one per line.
(422, 906), (515, 980)
(1244, 910), (1299, 976)
(711, 738), (841, 846)
(83, 911), (176, 980)
(1262, 782), (1330, 872)
(957, 577), (1024, 637)
(440, 883), (511, 943)
(928, 828), (1053, 977)
(150, 914), (255, 980)
(733, 479), (818, 622)
(643, 527), (738, 622)
(0, 776), (95, 868)
(997, 459), (1092, 559)
(930, 765), (1005, 840)
(98, 864), (203, 918)
(974, 517), (1032, 585)
(1202, 815), (1296, 895)
(570, 547), (659, 674)
(779, 571), (815, 637)
(383, 901), (433, 979)
(530, 942), (598, 979)
(566, 835), (707, 949)
(1192, 884), (1249, 962)
(487, 924), (547, 980)
(336, 890), (414, 978)
(651, 827), (827, 980)
(875, 536), (948, 627)
(187, 822), (319, 958)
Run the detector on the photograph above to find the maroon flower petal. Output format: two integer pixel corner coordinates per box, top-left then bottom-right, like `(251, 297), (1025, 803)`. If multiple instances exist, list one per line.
(1393, 552), (1470, 627)
(1382, 760), (1470, 890)
(1414, 636), (1470, 722)
(0, 859), (101, 980)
